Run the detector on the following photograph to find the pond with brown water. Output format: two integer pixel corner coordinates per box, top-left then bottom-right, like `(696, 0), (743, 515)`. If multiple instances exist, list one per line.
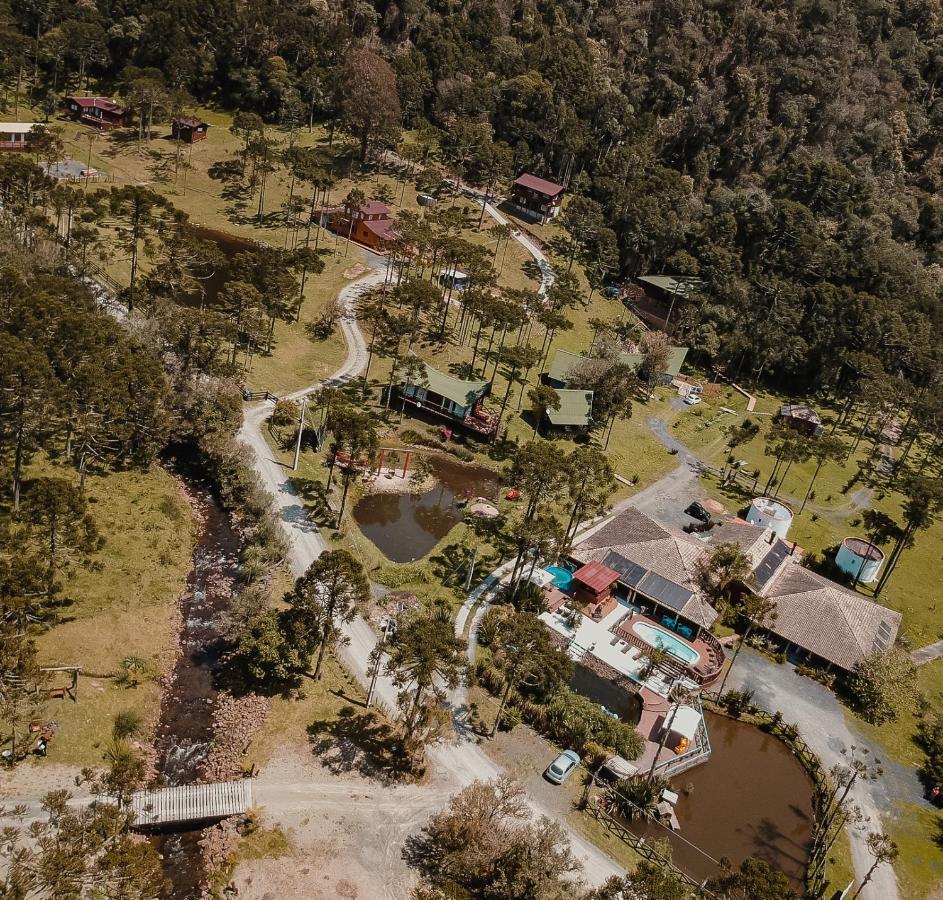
(352, 454), (499, 562)
(628, 710), (813, 889)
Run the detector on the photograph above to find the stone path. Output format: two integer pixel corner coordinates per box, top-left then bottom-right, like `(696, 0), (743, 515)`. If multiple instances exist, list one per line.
(912, 639), (943, 666)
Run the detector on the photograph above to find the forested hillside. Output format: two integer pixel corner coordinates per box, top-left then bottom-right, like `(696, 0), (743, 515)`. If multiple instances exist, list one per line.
(3, 0), (942, 388)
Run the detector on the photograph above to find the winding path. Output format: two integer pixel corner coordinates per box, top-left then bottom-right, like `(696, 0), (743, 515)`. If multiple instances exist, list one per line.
(239, 239), (623, 886)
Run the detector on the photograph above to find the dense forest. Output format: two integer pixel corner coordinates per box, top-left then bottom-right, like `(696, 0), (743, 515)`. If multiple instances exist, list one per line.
(3, 0), (943, 390)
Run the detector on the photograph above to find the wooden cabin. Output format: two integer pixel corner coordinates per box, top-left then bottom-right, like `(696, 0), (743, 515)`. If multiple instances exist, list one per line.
(64, 96), (127, 129)
(172, 117), (210, 143)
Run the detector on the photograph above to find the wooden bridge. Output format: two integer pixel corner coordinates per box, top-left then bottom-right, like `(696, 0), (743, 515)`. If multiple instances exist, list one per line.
(129, 779), (253, 830)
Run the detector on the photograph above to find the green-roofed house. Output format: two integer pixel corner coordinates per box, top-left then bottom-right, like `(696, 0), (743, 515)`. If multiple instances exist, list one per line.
(632, 274), (705, 333)
(544, 389), (594, 433)
(545, 345), (688, 389)
(398, 362), (497, 438)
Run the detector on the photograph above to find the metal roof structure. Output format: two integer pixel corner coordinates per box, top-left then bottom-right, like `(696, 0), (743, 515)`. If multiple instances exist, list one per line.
(408, 362), (490, 409)
(129, 780), (252, 830)
(545, 346), (688, 387)
(513, 173), (564, 197)
(572, 559), (620, 593)
(545, 389), (593, 426)
(637, 275), (704, 299)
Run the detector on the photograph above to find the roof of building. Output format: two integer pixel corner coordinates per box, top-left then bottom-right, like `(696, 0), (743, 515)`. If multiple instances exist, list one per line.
(362, 218), (397, 240)
(409, 363), (490, 410)
(572, 559), (620, 593)
(778, 404), (823, 425)
(513, 173), (564, 198)
(703, 521), (782, 573)
(638, 275), (704, 299)
(665, 705), (701, 741)
(761, 562), (901, 671)
(545, 389), (593, 426)
(68, 96), (125, 114)
(173, 116), (208, 129)
(573, 508), (718, 627)
(546, 347), (689, 387)
(572, 505), (901, 668)
(0, 123), (41, 134)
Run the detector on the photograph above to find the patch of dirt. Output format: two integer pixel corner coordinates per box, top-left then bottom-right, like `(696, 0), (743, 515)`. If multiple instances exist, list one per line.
(235, 746), (452, 900)
(342, 264), (368, 279)
(361, 469), (435, 495)
(0, 761), (84, 803)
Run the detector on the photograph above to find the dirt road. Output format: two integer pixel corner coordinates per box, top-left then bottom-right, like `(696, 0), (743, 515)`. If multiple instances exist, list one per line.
(238, 258), (624, 893)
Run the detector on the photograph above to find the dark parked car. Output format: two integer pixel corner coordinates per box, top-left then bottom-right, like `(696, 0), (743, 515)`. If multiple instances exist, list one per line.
(685, 501), (712, 522)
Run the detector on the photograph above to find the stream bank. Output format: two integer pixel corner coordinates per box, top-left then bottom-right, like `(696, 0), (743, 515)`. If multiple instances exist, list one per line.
(151, 462), (242, 898)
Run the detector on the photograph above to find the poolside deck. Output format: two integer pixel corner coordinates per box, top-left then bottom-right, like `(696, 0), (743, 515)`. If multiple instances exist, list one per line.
(614, 614), (724, 685)
(539, 605), (687, 698)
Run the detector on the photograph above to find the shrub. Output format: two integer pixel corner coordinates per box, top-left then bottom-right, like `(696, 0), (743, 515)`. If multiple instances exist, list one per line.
(721, 689), (755, 718)
(271, 399), (300, 428)
(112, 709), (144, 740)
(498, 707), (521, 731)
(849, 647), (918, 725)
(374, 562), (434, 588)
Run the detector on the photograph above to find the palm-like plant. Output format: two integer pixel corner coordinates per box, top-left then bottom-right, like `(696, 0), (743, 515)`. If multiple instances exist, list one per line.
(608, 775), (671, 822)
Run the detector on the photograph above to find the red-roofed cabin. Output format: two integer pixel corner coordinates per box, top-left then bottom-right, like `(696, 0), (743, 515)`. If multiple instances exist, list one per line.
(329, 199), (396, 251)
(509, 173), (564, 224)
(65, 96), (127, 129)
(572, 560), (620, 620)
(172, 116), (210, 143)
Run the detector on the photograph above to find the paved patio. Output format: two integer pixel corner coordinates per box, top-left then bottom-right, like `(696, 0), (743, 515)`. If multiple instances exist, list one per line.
(539, 605), (697, 699)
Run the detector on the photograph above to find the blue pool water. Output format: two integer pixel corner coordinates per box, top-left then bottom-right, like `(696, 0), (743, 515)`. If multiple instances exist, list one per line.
(632, 620), (701, 665)
(546, 565), (574, 591)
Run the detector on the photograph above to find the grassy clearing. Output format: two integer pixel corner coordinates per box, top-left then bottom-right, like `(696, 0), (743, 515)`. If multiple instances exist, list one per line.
(666, 384), (943, 648)
(245, 656), (367, 769)
(887, 801), (943, 900)
(23, 458), (194, 767)
(242, 251), (363, 395)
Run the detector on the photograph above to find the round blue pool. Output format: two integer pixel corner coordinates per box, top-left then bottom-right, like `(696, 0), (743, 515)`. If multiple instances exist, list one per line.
(546, 565), (574, 591)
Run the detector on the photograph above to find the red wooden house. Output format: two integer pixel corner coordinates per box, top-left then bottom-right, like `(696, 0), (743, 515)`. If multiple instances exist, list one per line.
(64, 96), (127, 129)
(508, 173), (564, 224)
(172, 117), (210, 143)
(328, 199), (396, 251)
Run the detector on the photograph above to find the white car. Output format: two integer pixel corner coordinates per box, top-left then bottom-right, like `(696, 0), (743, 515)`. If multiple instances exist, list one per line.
(545, 750), (581, 784)
(684, 393), (702, 406)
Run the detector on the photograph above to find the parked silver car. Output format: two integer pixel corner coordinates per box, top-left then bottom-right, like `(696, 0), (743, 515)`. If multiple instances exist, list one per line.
(545, 749), (581, 784)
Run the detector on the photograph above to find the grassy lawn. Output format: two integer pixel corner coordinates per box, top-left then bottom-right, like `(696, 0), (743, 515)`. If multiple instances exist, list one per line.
(242, 250), (363, 396)
(665, 383), (943, 648)
(23, 459), (194, 767)
(245, 656), (368, 770)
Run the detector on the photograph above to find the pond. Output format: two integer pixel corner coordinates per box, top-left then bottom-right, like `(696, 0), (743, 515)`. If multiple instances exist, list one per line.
(569, 663), (642, 724)
(627, 711), (813, 889)
(180, 225), (258, 309)
(352, 454), (499, 562)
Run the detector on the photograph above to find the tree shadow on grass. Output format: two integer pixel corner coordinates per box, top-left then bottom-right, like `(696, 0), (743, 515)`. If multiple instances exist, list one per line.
(307, 705), (413, 783)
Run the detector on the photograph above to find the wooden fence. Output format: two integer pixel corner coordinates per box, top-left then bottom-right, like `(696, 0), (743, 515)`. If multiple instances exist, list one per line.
(589, 796), (715, 896)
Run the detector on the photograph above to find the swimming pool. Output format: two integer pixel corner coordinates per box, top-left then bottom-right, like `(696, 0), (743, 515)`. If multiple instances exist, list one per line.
(546, 565), (574, 591)
(632, 620), (700, 666)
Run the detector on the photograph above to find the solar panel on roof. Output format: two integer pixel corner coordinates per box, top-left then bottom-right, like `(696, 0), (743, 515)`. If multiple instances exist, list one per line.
(754, 540), (791, 587)
(873, 620), (893, 652)
(600, 551), (647, 588)
(638, 571), (692, 612)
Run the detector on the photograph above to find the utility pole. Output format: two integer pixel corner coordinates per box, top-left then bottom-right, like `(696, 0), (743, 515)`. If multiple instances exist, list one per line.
(464, 544), (479, 592)
(292, 395), (308, 470)
(366, 617), (395, 707)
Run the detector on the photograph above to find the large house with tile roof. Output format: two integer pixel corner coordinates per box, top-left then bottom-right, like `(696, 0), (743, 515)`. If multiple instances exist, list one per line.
(569, 507), (901, 674)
